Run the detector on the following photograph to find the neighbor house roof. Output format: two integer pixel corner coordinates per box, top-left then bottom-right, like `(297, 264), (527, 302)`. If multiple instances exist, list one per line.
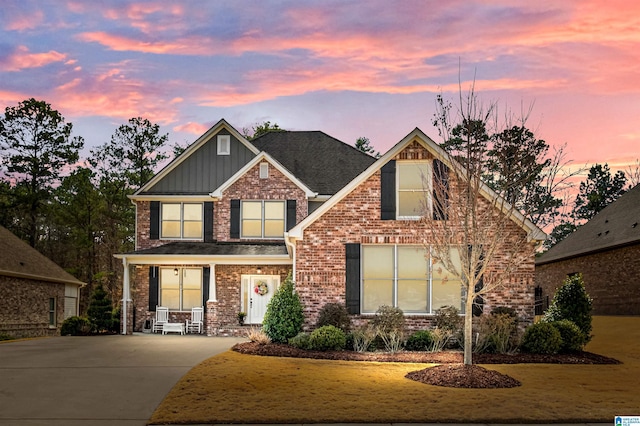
(536, 183), (640, 265)
(251, 131), (377, 196)
(0, 225), (85, 286)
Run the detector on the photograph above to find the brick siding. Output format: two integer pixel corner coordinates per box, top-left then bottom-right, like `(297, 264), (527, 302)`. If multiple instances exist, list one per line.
(536, 244), (640, 315)
(295, 142), (536, 330)
(0, 276), (65, 338)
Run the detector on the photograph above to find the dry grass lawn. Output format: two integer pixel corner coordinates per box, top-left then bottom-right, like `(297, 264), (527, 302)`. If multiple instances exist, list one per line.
(150, 316), (640, 424)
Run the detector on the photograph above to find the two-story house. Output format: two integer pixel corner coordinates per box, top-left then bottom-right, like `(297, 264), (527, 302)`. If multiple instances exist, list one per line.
(116, 120), (545, 335)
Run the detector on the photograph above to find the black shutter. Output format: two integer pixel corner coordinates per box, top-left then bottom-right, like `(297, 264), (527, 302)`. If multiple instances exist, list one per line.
(433, 159), (450, 220)
(149, 266), (159, 311)
(286, 200), (297, 231)
(150, 201), (160, 239)
(230, 199), (240, 238)
(204, 202), (214, 242)
(380, 160), (396, 220)
(202, 266), (210, 311)
(345, 243), (361, 314)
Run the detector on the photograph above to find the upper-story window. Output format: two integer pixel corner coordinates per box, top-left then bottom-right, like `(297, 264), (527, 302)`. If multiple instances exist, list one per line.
(241, 200), (285, 238)
(217, 135), (230, 155)
(161, 203), (203, 239)
(397, 161), (432, 219)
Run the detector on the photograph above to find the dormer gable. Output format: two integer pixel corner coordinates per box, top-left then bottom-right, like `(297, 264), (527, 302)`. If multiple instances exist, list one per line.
(132, 119), (259, 197)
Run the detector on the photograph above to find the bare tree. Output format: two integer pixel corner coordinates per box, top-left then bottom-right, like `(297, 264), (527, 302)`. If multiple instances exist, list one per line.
(425, 84), (545, 365)
(624, 159), (640, 188)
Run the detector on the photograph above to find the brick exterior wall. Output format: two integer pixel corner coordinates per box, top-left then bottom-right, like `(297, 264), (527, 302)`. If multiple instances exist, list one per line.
(0, 276), (65, 338)
(295, 142), (537, 331)
(535, 244), (640, 315)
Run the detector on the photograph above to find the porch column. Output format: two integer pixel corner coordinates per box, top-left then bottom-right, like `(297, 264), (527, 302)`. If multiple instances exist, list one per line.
(121, 257), (130, 335)
(208, 263), (217, 301)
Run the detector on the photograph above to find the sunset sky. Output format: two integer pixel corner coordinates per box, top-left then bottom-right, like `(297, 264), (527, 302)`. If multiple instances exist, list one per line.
(1, 1), (638, 176)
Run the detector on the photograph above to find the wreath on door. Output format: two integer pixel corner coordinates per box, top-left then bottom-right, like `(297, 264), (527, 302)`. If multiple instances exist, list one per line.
(254, 280), (269, 296)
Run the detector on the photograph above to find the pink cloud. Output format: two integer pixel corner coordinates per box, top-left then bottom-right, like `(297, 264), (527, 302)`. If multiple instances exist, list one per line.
(4, 9), (44, 31)
(173, 122), (209, 135)
(0, 46), (67, 72)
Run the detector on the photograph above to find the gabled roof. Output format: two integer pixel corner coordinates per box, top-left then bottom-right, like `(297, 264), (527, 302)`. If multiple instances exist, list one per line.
(251, 131), (376, 196)
(132, 119), (259, 198)
(209, 151), (317, 199)
(287, 127), (546, 242)
(536, 183), (640, 265)
(0, 225), (85, 287)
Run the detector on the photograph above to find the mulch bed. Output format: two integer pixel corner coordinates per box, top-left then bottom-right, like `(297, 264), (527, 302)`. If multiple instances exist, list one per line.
(231, 342), (620, 389)
(232, 341), (620, 364)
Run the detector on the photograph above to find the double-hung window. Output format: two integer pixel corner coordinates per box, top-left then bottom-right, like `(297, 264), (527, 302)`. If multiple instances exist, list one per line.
(241, 200), (285, 238)
(161, 203), (203, 239)
(48, 297), (56, 327)
(397, 161), (432, 219)
(361, 245), (462, 314)
(159, 267), (202, 311)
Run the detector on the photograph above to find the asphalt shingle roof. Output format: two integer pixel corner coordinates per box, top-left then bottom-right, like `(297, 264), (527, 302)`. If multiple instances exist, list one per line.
(0, 225), (85, 286)
(126, 241), (288, 256)
(251, 131), (377, 195)
(536, 184), (640, 265)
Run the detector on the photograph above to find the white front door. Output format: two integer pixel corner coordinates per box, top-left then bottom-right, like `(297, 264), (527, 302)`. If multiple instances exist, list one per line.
(242, 275), (280, 324)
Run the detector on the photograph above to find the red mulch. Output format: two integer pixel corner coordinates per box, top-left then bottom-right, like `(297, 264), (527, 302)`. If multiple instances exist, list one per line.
(231, 342), (620, 389)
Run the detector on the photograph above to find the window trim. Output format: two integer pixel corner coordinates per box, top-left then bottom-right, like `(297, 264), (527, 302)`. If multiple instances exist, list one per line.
(396, 160), (433, 220)
(159, 267), (203, 312)
(160, 202), (204, 240)
(217, 135), (230, 155)
(240, 200), (286, 239)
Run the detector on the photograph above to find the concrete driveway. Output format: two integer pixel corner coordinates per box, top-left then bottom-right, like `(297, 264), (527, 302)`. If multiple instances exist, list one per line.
(0, 333), (244, 426)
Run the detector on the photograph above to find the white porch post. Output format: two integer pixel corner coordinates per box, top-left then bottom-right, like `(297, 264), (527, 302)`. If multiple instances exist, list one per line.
(208, 263), (217, 302)
(121, 257), (130, 335)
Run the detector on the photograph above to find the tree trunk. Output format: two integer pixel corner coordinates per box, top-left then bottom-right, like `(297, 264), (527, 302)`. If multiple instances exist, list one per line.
(464, 291), (474, 365)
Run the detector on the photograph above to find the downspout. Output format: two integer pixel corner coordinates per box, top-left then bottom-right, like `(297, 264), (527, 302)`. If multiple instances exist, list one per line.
(284, 233), (297, 282)
(121, 257), (130, 335)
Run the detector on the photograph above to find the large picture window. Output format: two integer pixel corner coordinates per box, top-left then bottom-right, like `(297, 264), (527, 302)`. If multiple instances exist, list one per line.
(361, 245), (462, 314)
(241, 200), (285, 238)
(397, 161), (431, 218)
(160, 267), (202, 311)
(161, 203), (203, 239)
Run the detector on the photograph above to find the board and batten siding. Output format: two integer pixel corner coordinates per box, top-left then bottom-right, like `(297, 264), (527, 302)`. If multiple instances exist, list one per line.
(143, 132), (257, 194)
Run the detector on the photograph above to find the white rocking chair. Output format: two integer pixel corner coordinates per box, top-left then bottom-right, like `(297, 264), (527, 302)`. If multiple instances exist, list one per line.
(152, 306), (169, 333)
(186, 307), (204, 334)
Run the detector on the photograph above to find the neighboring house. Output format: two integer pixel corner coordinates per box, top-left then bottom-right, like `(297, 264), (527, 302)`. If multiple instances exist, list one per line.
(0, 225), (85, 338)
(536, 184), (640, 315)
(116, 120), (545, 335)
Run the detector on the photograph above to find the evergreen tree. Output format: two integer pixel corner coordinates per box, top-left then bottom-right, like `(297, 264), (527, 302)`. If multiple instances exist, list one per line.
(262, 273), (304, 343)
(87, 284), (114, 333)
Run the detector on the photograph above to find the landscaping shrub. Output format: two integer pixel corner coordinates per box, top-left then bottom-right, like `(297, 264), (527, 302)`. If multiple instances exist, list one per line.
(371, 305), (405, 335)
(262, 273), (304, 343)
(543, 273), (593, 342)
(520, 322), (562, 354)
(0, 333), (14, 341)
(316, 302), (351, 332)
(245, 327), (271, 344)
(371, 305), (406, 352)
(289, 332), (311, 349)
(551, 319), (587, 352)
(434, 305), (463, 348)
(349, 325), (377, 352)
(309, 325), (346, 351)
(61, 316), (92, 336)
(474, 312), (519, 354)
(405, 330), (434, 351)
(87, 284), (114, 332)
